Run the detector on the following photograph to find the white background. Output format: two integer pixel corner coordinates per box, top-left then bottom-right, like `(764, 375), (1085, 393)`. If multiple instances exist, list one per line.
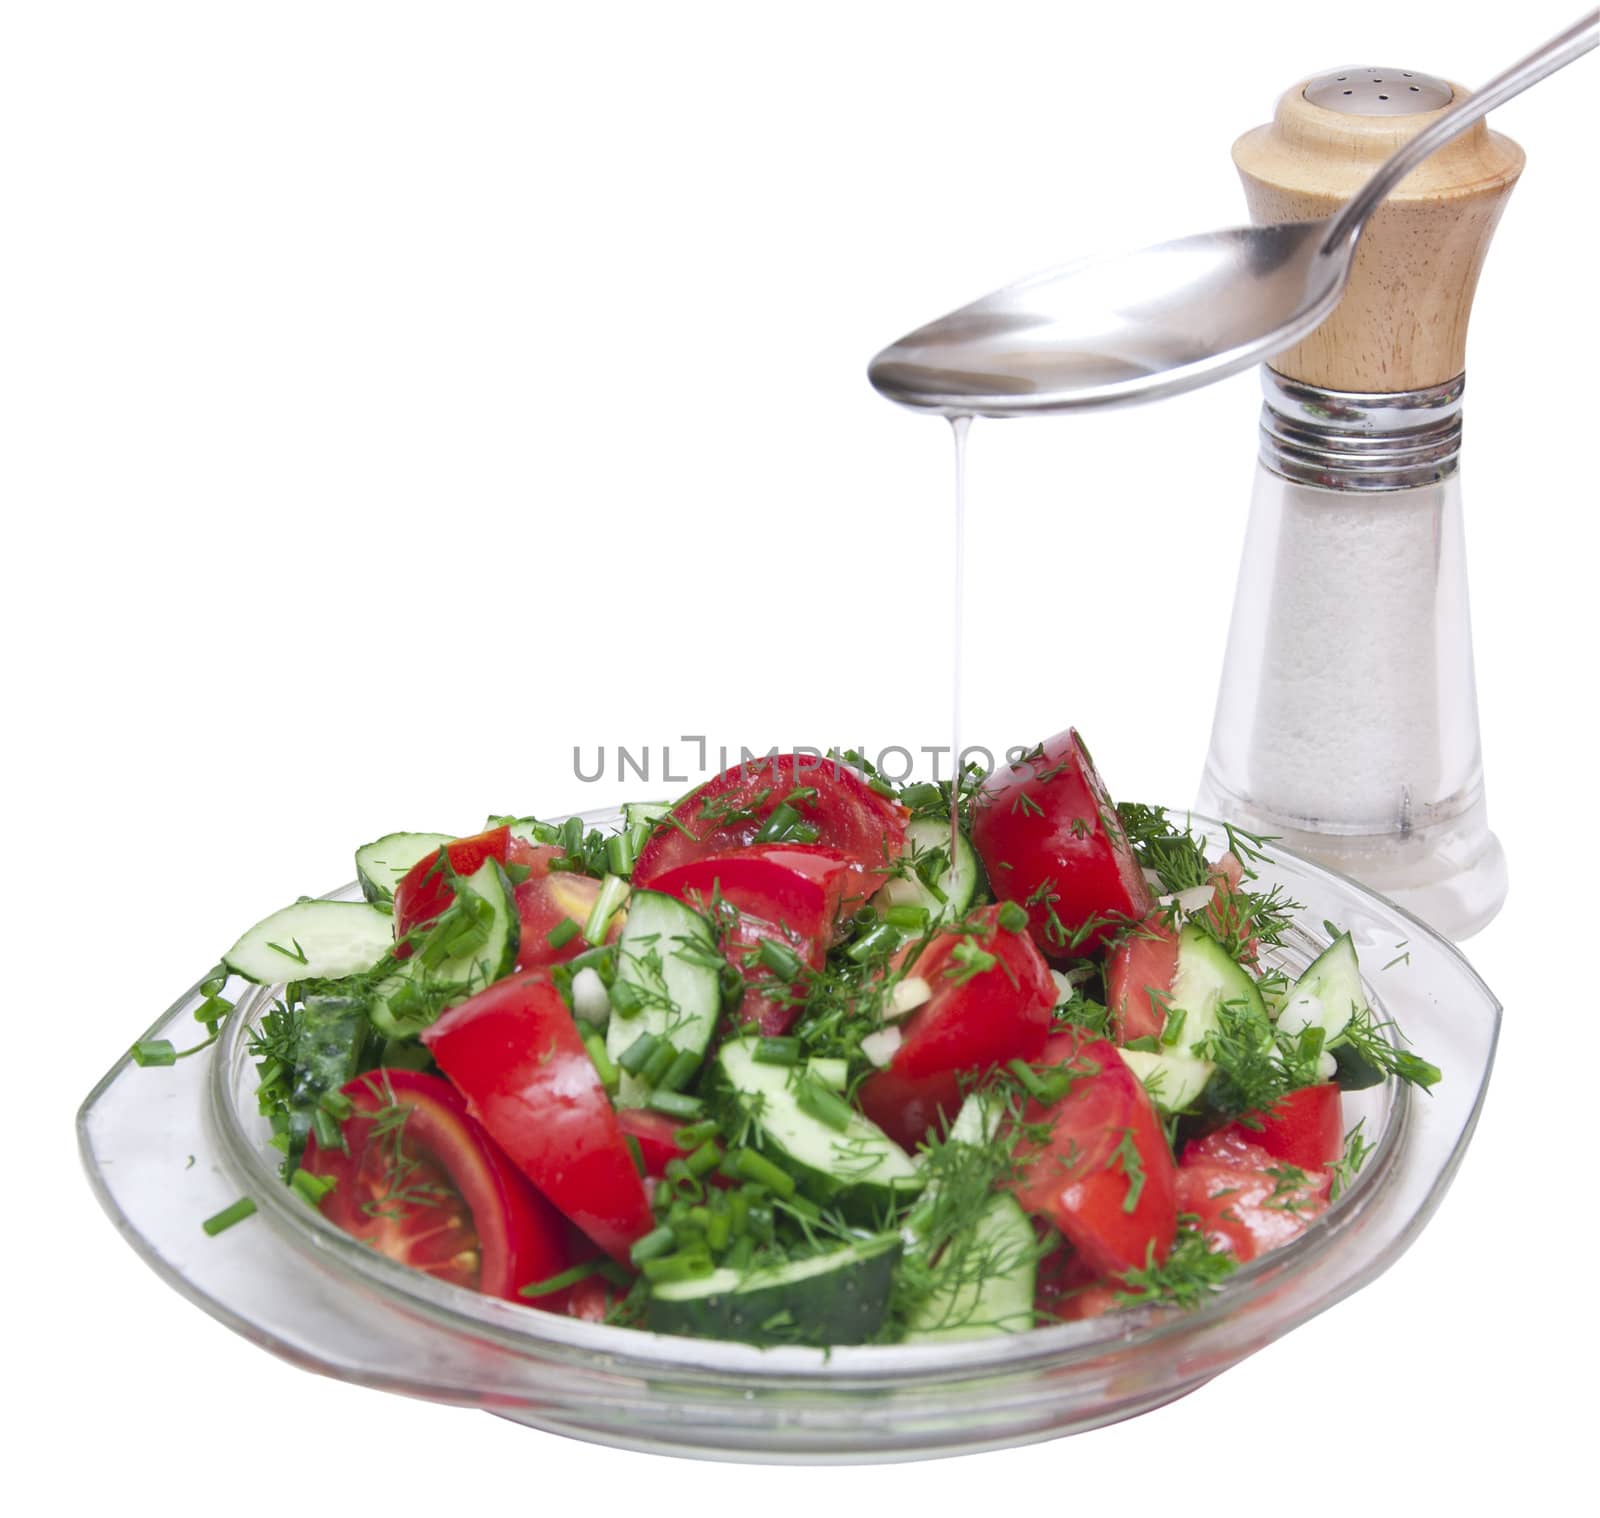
(7, 2), (1595, 1512)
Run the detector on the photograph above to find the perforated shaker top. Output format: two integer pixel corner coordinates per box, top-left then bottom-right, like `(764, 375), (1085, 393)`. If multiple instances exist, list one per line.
(1303, 67), (1454, 116)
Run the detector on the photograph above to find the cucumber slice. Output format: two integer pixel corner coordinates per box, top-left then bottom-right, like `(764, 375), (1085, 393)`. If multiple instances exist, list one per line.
(1116, 1047), (1215, 1114)
(646, 1234), (901, 1346)
(354, 831), (454, 903)
(1282, 933), (1369, 1047)
(607, 890), (721, 1102)
(877, 816), (981, 925)
(368, 859), (519, 1037)
(1164, 922), (1268, 1060)
(286, 994), (368, 1160)
(224, 900), (393, 984)
(715, 1037), (920, 1218)
(903, 1194), (1036, 1342)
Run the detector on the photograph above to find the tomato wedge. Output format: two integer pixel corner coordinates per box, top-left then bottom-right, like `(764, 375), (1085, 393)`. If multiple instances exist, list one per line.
(393, 825), (512, 949)
(633, 754), (907, 907)
(1188, 1083), (1344, 1171)
(300, 1068), (573, 1303)
(1176, 1137), (1331, 1263)
(1009, 1035), (1177, 1278)
(1105, 916), (1179, 1045)
(650, 843), (856, 1034)
(859, 905), (1055, 1150)
(970, 730), (1153, 956)
(615, 1107), (687, 1178)
(421, 973), (653, 1262)
(514, 868), (623, 971)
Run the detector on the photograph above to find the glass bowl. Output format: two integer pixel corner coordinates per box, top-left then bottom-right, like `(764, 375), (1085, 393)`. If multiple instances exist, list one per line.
(78, 810), (1499, 1462)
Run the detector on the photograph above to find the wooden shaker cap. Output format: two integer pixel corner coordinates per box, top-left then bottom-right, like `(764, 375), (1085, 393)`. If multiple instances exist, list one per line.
(1234, 75), (1524, 392)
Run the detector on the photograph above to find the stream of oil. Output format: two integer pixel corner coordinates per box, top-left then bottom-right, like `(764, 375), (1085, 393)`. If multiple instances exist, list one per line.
(948, 414), (972, 857)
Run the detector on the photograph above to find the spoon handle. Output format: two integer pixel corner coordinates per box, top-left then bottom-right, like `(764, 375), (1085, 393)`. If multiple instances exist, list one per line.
(1325, 8), (1597, 251)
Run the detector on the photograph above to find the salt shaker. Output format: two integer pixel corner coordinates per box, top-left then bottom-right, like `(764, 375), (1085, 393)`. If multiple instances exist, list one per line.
(1197, 69), (1524, 939)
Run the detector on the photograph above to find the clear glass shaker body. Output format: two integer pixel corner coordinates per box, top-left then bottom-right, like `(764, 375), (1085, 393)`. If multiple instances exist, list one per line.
(1197, 373), (1507, 939)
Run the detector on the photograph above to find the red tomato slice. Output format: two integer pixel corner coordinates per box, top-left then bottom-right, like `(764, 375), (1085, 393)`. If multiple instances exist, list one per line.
(615, 1108), (686, 1178)
(1105, 916), (1179, 1044)
(650, 844), (855, 1035)
(649, 844), (854, 941)
(393, 825), (512, 950)
(633, 754), (908, 907)
(1175, 1141), (1331, 1263)
(421, 974), (654, 1263)
(1188, 1083), (1344, 1171)
(514, 869), (623, 971)
(1009, 1036), (1178, 1278)
(970, 730), (1153, 956)
(859, 905), (1056, 1149)
(300, 1068), (573, 1303)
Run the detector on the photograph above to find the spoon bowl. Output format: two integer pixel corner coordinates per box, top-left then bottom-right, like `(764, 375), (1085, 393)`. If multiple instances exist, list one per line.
(868, 220), (1350, 416)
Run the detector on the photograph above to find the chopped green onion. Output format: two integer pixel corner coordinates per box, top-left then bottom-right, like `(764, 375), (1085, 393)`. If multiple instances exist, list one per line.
(753, 1036), (802, 1067)
(640, 1250), (715, 1284)
(194, 994), (232, 1026)
(1122, 1035), (1161, 1053)
(630, 1225), (677, 1266)
(756, 939), (803, 981)
(583, 1031), (620, 1092)
(617, 1032), (661, 1076)
(885, 904), (929, 933)
(608, 977), (644, 1019)
(318, 1089), (354, 1120)
(727, 1190), (751, 1235)
(605, 833), (635, 877)
(648, 1089), (704, 1119)
(730, 1148), (797, 1198)
(131, 1039), (177, 1068)
(198, 969), (229, 999)
(290, 1169), (336, 1206)
(311, 1107), (344, 1151)
(705, 1207), (732, 1252)
(1007, 1058), (1050, 1101)
(640, 1039), (678, 1087)
(675, 1118), (721, 1150)
(583, 873), (630, 946)
(685, 1139), (724, 1177)
(1160, 1006), (1187, 1049)
(795, 1076), (854, 1132)
(547, 917), (581, 951)
(753, 802), (802, 843)
(659, 1048), (702, 1092)
(624, 1133), (647, 1176)
(846, 924), (897, 962)
(201, 1196), (257, 1236)
(997, 900), (1030, 934)
(726, 1235), (755, 1271)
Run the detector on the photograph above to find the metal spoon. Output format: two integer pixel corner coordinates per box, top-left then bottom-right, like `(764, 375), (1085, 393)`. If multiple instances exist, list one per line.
(868, 11), (1596, 417)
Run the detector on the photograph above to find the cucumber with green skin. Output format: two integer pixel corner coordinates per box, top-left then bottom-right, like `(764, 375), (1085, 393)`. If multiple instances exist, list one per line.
(286, 993), (368, 1162)
(368, 858), (519, 1038)
(1164, 921), (1268, 1060)
(607, 890), (721, 1104)
(714, 1037), (920, 1221)
(903, 1194), (1036, 1343)
(355, 831), (454, 903)
(1283, 932), (1369, 1044)
(876, 816), (983, 925)
(646, 1235), (902, 1346)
